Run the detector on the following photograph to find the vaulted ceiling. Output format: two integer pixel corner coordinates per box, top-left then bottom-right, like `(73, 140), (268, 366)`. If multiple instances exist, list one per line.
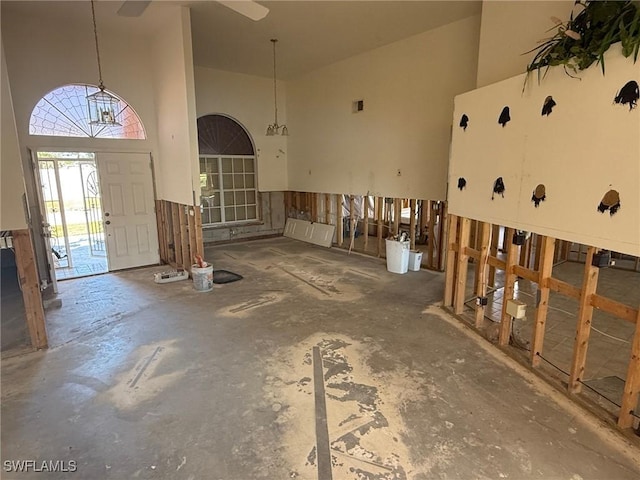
(1, 1), (482, 79)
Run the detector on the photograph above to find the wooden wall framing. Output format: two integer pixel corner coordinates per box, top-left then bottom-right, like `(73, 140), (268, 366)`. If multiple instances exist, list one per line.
(283, 191), (448, 271)
(10, 229), (48, 349)
(156, 200), (205, 272)
(443, 215), (640, 431)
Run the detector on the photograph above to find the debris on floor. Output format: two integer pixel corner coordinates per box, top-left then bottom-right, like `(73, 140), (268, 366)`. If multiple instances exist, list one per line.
(153, 269), (189, 284)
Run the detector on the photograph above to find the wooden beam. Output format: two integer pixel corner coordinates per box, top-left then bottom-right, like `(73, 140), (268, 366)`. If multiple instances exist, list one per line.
(364, 196), (369, 251)
(418, 200), (427, 244)
(171, 202), (182, 267)
(393, 198), (401, 236)
(155, 200), (166, 263)
(377, 197), (383, 256)
(437, 202), (447, 271)
(487, 255), (506, 271)
(546, 277), (581, 300)
(428, 201), (436, 269)
(12, 229), (48, 349)
(488, 224), (500, 286)
(512, 264), (539, 283)
(179, 205), (190, 270)
(463, 246), (480, 260)
(337, 194), (343, 246)
(443, 214), (458, 307)
(499, 228), (519, 346)
(188, 206), (198, 265)
(569, 246), (600, 393)
(453, 217), (471, 315)
(349, 195), (355, 250)
(194, 206), (204, 259)
(409, 199), (416, 250)
(474, 222), (491, 328)
(618, 307), (640, 429)
(534, 234), (543, 271)
(325, 194), (331, 225)
(531, 236), (556, 367)
(590, 295), (638, 324)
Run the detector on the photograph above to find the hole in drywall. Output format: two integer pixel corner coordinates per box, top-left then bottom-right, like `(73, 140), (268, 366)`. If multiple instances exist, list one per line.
(457, 177), (467, 190)
(598, 189), (621, 216)
(459, 114), (469, 131)
(491, 177), (505, 200)
(531, 184), (546, 207)
(541, 96), (556, 116)
(614, 80), (638, 110)
(352, 99), (364, 113)
(498, 106), (511, 127)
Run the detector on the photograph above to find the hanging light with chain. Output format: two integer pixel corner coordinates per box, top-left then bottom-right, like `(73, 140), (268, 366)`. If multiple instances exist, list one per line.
(86, 0), (120, 126)
(266, 39), (288, 136)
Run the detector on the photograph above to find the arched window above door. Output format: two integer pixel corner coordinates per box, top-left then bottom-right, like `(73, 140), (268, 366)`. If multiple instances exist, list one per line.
(29, 84), (146, 140)
(197, 114), (254, 155)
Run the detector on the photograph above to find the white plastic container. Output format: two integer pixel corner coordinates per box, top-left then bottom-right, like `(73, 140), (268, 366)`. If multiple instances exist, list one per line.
(192, 264), (213, 292)
(385, 239), (410, 274)
(408, 250), (423, 271)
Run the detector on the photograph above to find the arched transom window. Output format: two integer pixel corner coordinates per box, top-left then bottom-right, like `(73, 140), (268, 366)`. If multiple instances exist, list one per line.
(197, 114), (257, 225)
(29, 84), (146, 139)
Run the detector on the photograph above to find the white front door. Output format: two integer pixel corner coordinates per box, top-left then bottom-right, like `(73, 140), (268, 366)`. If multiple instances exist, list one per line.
(96, 152), (159, 271)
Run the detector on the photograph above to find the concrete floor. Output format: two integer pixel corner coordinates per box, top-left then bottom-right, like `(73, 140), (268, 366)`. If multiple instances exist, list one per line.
(2, 237), (640, 479)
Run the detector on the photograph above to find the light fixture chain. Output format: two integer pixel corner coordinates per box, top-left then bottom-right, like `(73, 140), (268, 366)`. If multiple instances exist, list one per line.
(272, 39), (278, 126)
(91, 0), (104, 90)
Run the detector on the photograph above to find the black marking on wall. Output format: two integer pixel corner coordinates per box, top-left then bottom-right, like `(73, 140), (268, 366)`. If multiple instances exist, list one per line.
(457, 177), (467, 190)
(597, 189), (621, 216)
(459, 114), (469, 131)
(614, 80), (639, 110)
(541, 96), (556, 116)
(532, 184), (546, 207)
(492, 177), (505, 200)
(498, 106), (511, 127)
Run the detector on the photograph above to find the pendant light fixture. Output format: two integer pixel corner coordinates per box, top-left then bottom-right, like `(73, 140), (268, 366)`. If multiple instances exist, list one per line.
(86, 0), (120, 126)
(266, 39), (288, 136)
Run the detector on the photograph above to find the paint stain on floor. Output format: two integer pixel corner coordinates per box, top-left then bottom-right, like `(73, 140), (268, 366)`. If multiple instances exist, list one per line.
(262, 334), (425, 479)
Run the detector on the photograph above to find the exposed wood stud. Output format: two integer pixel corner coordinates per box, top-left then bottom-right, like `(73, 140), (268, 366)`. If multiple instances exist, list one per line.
(443, 215), (458, 307)
(393, 198), (401, 236)
(531, 236), (556, 367)
(179, 206), (189, 271)
(349, 195), (355, 250)
(474, 222), (491, 328)
(337, 194), (343, 246)
(499, 228), (519, 346)
(171, 203), (182, 268)
(377, 197), (383, 256)
(325, 194), (331, 225)
(194, 207), (204, 259)
(364, 196), (370, 251)
(534, 234), (543, 271)
(569, 246), (600, 393)
(453, 217), (471, 315)
(187, 206), (197, 266)
(428, 201), (436, 269)
(12, 229), (48, 349)
(488, 224), (499, 287)
(618, 308), (640, 429)
(437, 202), (447, 271)
(409, 199), (416, 250)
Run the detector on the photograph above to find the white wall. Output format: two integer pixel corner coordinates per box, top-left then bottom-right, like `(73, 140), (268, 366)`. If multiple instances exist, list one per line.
(286, 15), (481, 199)
(1, 40), (27, 230)
(194, 67), (288, 192)
(1, 7), (161, 164)
(151, 7), (200, 206)
(449, 49), (640, 256)
(476, 0), (574, 88)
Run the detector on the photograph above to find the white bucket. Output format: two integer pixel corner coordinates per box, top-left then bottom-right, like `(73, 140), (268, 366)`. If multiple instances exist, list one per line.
(385, 239), (410, 274)
(192, 264), (213, 292)
(408, 250), (423, 271)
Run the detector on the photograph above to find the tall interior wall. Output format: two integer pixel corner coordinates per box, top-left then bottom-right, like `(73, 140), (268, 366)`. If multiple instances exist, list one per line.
(285, 15), (481, 200)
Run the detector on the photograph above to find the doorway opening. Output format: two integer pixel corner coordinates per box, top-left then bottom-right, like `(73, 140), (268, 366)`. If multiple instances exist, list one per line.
(37, 152), (108, 280)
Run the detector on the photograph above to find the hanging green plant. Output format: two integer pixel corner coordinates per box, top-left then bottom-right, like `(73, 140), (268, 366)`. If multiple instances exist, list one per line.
(525, 0), (640, 85)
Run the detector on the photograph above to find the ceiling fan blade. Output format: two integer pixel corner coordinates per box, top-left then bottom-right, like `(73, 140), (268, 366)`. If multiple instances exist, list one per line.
(117, 0), (151, 17)
(217, 0), (269, 21)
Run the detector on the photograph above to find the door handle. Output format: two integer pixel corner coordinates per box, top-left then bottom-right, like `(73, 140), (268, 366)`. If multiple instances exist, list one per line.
(105, 220), (111, 225)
